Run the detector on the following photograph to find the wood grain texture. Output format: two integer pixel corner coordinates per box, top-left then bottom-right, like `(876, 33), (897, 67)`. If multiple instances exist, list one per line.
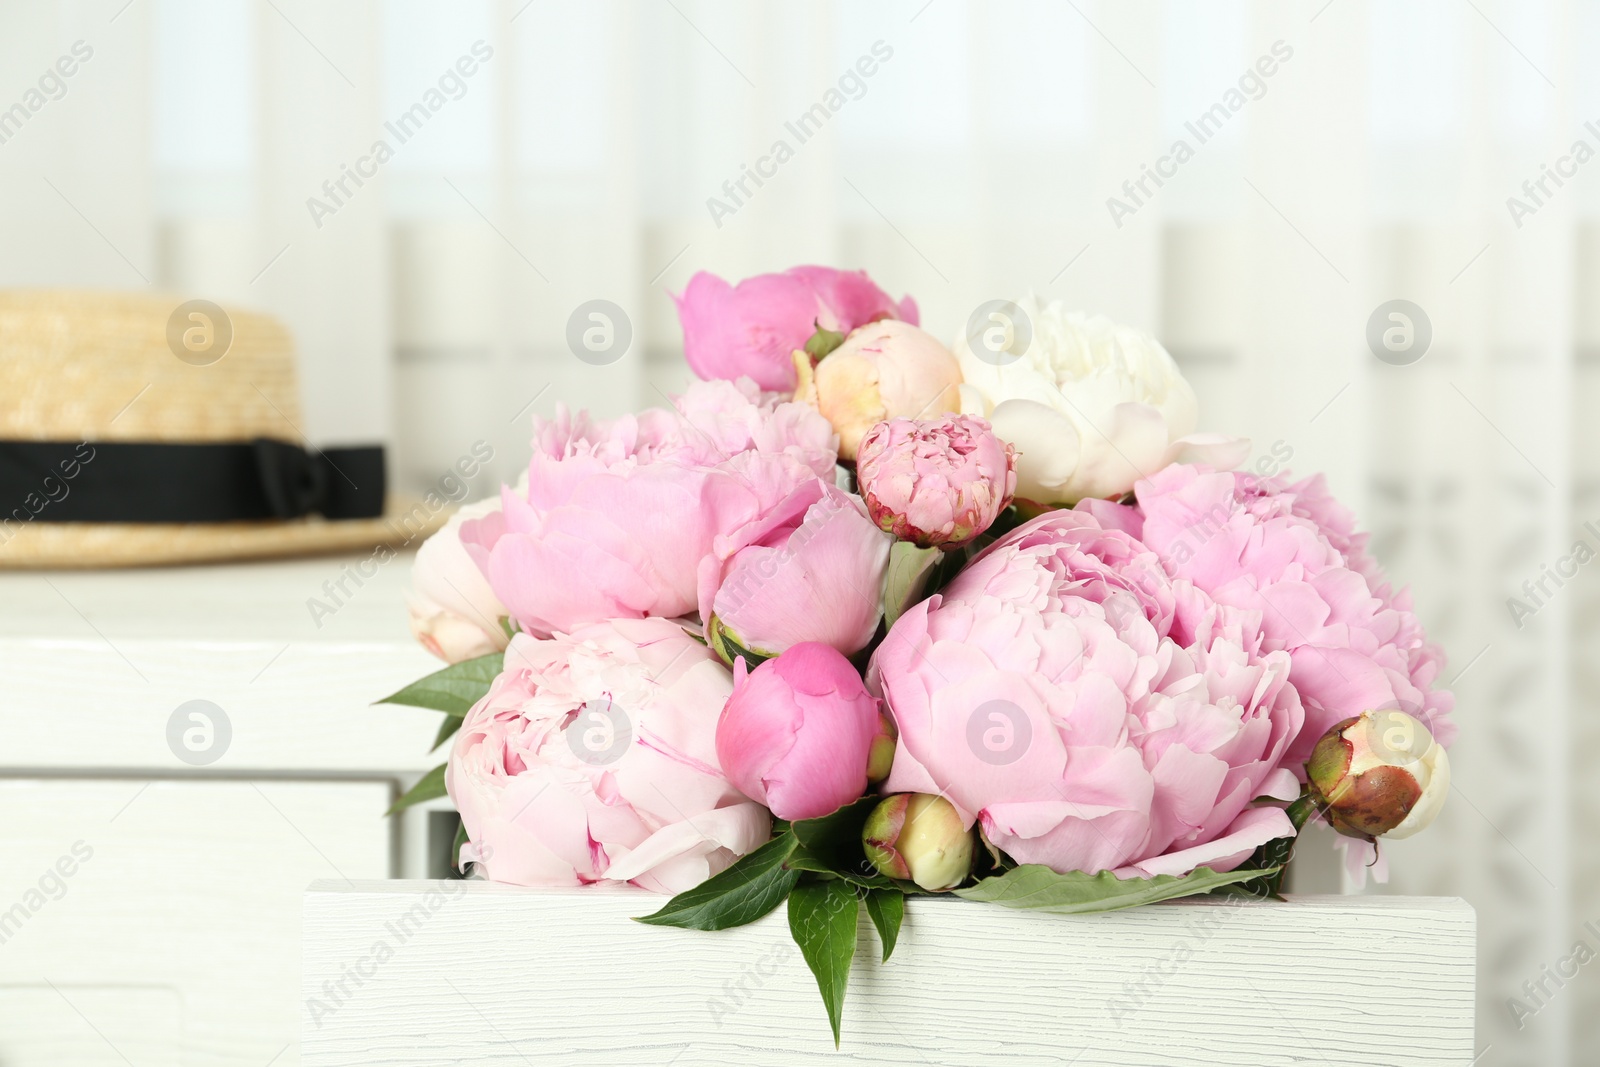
(0, 780), (393, 1067)
(303, 882), (1477, 1067)
(0, 554), (447, 772)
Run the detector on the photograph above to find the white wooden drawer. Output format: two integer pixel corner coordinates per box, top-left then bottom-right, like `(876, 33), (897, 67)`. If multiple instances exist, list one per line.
(0, 778), (392, 1067)
(303, 882), (1478, 1066)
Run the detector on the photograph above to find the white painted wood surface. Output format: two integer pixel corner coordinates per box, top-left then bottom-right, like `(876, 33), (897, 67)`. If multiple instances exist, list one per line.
(0, 555), (442, 773)
(303, 882), (1477, 1067)
(0, 779), (392, 1067)
(0, 556), (452, 1065)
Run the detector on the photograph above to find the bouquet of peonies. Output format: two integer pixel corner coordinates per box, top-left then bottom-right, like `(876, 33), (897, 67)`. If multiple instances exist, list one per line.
(384, 265), (1455, 1043)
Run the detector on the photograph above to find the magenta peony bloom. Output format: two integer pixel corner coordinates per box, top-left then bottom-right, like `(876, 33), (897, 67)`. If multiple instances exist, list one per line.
(673, 267), (918, 392)
(1126, 464), (1455, 767)
(715, 643), (886, 821)
(870, 509), (1305, 879)
(462, 379), (836, 638)
(446, 619), (769, 893)
(856, 415), (1017, 547)
(698, 480), (893, 659)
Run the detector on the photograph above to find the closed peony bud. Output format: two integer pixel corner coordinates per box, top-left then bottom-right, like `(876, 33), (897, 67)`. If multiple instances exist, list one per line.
(793, 320), (963, 461)
(1306, 710), (1450, 840)
(862, 793), (975, 892)
(715, 643), (885, 822)
(856, 415), (1017, 547)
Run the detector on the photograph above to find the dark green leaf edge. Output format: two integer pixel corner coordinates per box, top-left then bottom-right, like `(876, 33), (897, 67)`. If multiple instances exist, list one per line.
(788, 879), (859, 1048)
(634, 834), (800, 931)
(430, 714), (462, 752)
(862, 888), (904, 962)
(386, 763), (447, 816)
(375, 651), (504, 715)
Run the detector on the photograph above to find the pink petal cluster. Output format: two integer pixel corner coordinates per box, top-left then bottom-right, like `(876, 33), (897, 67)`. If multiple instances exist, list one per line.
(1125, 464), (1455, 767)
(461, 379), (836, 638)
(698, 480), (892, 658)
(446, 618), (769, 894)
(856, 415), (1017, 547)
(716, 643), (887, 821)
(871, 509), (1305, 879)
(674, 267), (918, 392)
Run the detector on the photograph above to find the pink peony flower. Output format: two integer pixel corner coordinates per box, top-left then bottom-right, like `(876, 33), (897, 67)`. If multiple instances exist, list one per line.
(870, 509), (1305, 879)
(715, 643), (888, 821)
(1125, 464), (1455, 768)
(673, 267), (918, 392)
(856, 415), (1017, 547)
(462, 379), (836, 638)
(446, 618), (769, 893)
(793, 320), (963, 461)
(699, 480), (893, 660)
(408, 496), (510, 663)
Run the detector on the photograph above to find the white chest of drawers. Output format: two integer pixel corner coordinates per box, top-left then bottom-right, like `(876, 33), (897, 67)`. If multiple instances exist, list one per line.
(0, 555), (446, 1066)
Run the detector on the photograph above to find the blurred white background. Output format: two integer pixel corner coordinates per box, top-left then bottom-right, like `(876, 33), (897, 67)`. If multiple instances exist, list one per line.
(0, 0), (1592, 1062)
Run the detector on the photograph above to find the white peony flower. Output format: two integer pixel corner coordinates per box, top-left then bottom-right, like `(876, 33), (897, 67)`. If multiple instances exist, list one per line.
(408, 496), (511, 663)
(955, 294), (1247, 505)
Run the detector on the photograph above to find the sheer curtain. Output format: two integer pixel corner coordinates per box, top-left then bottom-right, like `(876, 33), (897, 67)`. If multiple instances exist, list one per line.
(0, 0), (1590, 1061)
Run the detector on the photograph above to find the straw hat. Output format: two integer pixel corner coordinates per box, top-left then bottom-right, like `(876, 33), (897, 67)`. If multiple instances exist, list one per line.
(0, 290), (445, 568)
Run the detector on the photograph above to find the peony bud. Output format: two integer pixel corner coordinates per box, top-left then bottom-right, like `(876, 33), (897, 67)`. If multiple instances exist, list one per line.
(862, 793), (975, 892)
(715, 643), (885, 822)
(866, 710), (897, 784)
(1306, 710), (1450, 840)
(856, 415), (1017, 547)
(792, 320), (962, 461)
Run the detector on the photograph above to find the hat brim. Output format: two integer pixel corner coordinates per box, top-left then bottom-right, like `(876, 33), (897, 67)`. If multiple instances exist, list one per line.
(0, 495), (449, 568)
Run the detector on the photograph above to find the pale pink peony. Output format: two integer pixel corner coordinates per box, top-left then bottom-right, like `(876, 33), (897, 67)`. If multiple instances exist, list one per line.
(856, 415), (1017, 547)
(462, 379), (836, 638)
(870, 509), (1305, 879)
(408, 496), (510, 663)
(793, 320), (964, 461)
(1125, 464), (1455, 768)
(716, 643), (887, 821)
(674, 267), (918, 391)
(446, 618), (769, 893)
(698, 480), (892, 659)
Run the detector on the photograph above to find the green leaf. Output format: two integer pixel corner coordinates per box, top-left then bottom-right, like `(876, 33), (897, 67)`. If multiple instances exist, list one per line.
(862, 888), (904, 961)
(706, 616), (775, 672)
(430, 714), (462, 752)
(953, 863), (1282, 914)
(376, 652), (504, 715)
(785, 848), (899, 890)
(882, 542), (943, 629)
(788, 879), (859, 1047)
(1223, 793), (1319, 899)
(789, 796), (884, 882)
(635, 834), (800, 931)
(804, 323), (846, 360)
(498, 616), (518, 641)
(386, 764), (447, 816)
